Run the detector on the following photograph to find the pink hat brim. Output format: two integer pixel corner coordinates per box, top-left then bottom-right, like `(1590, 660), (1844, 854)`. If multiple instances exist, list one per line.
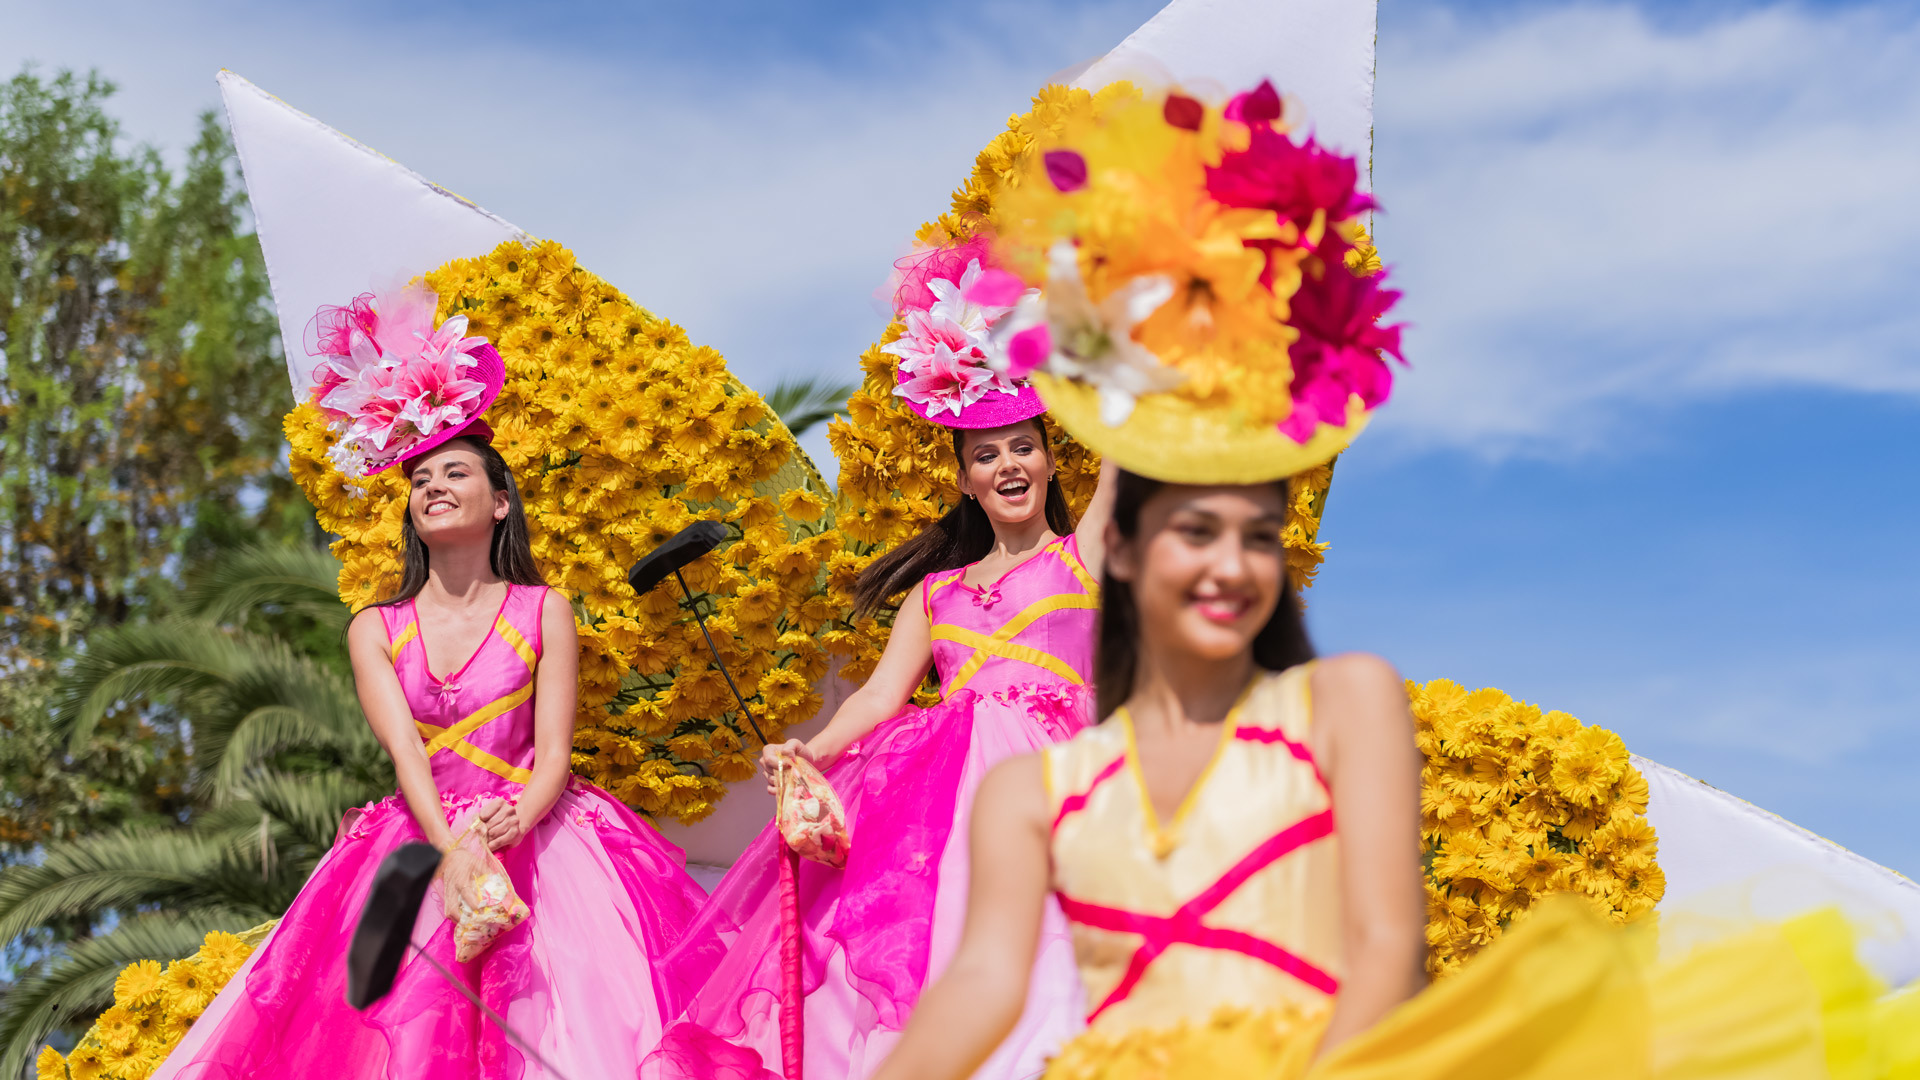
(374, 342), (506, 477)
(895, 370), (1048, 430)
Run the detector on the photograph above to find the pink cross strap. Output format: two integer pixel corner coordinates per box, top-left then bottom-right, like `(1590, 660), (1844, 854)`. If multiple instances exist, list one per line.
(1052, 755), (1126, 832)
(1235, 724), (1330, 792)
(1056, 807), (1338, 1020)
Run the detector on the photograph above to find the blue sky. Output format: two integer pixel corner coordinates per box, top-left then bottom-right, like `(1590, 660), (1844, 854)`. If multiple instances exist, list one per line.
(7, 0), (1917, 876)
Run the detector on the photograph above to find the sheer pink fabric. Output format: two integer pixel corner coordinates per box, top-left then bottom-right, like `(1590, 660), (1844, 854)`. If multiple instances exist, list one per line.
(152, 584), (708, 1080)
(647, 535), (1098, 1080)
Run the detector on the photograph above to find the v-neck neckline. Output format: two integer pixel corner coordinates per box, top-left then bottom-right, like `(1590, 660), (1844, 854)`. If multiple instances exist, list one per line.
(1118, 677), (1257, 857)
(413, 584), (512, 685)
(959, 534), (1060, 593)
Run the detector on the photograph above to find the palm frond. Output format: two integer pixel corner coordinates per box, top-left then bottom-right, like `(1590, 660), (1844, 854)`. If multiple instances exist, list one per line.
(765, 376), (857, 438)
(230, 770), (381, 855)
(0, 911), (247, 1077)
(0, 831), (275, 946)
(211, 701), (379, 795)
(184, 543), (349, 632)
(48, 620), (254, 750)
(194, 643), (373, 796)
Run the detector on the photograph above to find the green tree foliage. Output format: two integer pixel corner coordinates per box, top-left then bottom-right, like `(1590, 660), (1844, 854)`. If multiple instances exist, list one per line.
(0, 67), (302, 660)
(0, 545), (388, 1070)
(766, 375), (857, 439)
(0, 67), (314, 874)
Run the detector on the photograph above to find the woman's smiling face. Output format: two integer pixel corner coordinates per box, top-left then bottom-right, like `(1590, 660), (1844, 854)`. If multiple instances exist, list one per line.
(1110, 483), (1287, 663)
(956, 421), (1052, 526)
(407, 443), (507, 547)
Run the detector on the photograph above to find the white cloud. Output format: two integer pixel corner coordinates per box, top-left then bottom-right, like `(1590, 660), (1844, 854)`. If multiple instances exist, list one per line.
(8, 1), (1918, 468)
(0, 0), (1145, 469)
(1373, 3), (1920, 456)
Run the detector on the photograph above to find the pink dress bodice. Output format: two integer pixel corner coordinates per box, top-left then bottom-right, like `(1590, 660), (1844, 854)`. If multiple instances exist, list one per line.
(921, 532), (1099, 711)
(379, 583), (548, 800)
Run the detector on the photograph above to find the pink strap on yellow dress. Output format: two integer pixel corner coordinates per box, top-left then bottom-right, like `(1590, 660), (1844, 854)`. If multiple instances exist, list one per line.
(1042, 665), (1919, 1080)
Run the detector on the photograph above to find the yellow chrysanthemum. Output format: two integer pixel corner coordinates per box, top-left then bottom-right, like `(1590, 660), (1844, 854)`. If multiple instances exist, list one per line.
(336, 554), (395, 613)
(282, 239), (843, 824)
(63, 1045), (105, 1080)
(112, 959), (165, 1009)
(91, 1005), (139, 1053)
(1410, 678), (1662, 974)
(159, 959), (217, 1018)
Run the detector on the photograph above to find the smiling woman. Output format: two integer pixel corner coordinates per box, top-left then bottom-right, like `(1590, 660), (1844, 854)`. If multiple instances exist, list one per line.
(126, 288), (719, 1080)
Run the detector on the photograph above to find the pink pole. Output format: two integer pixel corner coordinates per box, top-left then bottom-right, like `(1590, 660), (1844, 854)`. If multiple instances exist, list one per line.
(778, 842), (804, 1079)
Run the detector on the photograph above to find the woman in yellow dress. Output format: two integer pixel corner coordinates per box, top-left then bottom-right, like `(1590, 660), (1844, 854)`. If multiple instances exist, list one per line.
(870, 465), (1917, 1080)
(865, 78), (1916, 1080)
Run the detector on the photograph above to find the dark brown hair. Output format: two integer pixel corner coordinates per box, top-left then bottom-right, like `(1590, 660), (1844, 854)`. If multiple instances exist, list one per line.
(1094, 469), (1315, 719)
(851, 419), (1074, 618)
(372, 437), (547, 608)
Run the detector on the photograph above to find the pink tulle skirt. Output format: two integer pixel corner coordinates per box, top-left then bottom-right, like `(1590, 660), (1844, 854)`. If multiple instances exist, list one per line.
(153, 778), (708, 1080)
(645, 685), (1090, 1080)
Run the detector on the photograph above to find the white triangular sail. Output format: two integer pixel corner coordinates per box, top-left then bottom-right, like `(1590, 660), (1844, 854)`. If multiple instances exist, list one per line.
(1638, 756), (1920, 983)
(1073, 0), (1379, 182)
(217, 71), (526, 398)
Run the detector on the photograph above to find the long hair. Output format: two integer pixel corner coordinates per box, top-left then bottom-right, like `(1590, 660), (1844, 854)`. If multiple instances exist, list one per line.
(372, 436), (547, 608)
(1094, 469), (1315, 720)
(851, 419), (1074, 618)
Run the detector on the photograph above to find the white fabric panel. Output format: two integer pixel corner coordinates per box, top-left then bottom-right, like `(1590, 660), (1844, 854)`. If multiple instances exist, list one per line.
(1639, 754), (1920, 985)
(654, 670), (853, 882)
(1073, 0), (1379, 180)
(216, 71), (526, 399)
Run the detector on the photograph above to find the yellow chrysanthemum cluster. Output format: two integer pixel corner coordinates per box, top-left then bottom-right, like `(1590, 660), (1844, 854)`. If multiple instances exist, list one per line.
(284, 239), (840, 823)
(1411, 679), (1664, 976)
(38, 924), (271, 1080)
(825, 86), (1336, 686)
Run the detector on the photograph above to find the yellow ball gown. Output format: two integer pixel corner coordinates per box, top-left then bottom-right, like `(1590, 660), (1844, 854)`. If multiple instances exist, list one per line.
(1038, 665), (1920, 1080)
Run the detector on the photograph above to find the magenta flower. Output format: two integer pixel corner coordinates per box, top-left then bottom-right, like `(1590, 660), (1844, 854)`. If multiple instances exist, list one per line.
(382, 353), (487, 439)
(1224, 80), (1283, 125)
(1044, 150), (1088, 193)
(993, 683), (1093, 741)
(1278, 235), (1405, 443)
(1163, 93), (1204, 131)
(893, 340), (1001, 419)
(1207, 129), (1376, 289)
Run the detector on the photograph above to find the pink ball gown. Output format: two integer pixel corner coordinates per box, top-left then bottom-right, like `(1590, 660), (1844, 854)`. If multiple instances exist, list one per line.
(647, 534), (1098, 1080)
(153, 583), (709, 1080)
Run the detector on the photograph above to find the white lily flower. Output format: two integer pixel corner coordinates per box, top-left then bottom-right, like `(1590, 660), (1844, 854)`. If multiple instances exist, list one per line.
(993, 241), (1181, 426)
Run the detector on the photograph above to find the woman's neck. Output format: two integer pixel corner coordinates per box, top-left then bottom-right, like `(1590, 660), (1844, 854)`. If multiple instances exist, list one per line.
(421, 539), (503, 604)
(1125, 645), (1257, 735)
(986, 512), (1056, 563)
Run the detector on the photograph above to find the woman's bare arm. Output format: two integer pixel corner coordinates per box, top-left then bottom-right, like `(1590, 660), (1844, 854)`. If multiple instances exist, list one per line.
(763, 581), (934, 783)
(871, 754), (1054, 1080)
(1310, 652), (1425, 1060)
(1074, 457), (1120, 579)
(348, 609), (455, 851)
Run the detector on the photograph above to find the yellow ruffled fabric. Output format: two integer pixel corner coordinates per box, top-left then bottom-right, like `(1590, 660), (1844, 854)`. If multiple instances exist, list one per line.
(1041, 895), (1918, 1080)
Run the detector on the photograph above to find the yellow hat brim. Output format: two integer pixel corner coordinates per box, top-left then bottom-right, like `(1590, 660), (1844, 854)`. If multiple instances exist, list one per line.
(1032, 372), (1368, 484)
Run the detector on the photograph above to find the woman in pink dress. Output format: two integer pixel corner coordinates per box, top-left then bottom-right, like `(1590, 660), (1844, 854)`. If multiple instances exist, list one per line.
(646, 243), (1113, 1080)
(154, 290), (709, 1079)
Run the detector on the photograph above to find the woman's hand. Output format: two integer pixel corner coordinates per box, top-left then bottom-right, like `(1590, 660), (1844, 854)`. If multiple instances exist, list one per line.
(478, 798), (530, 852)
(761, 739), (814, 794)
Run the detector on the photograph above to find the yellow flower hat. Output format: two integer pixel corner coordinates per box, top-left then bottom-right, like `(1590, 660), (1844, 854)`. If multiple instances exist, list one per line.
(978, 80), (1403, 484)
(1031, 372), (1370, 485)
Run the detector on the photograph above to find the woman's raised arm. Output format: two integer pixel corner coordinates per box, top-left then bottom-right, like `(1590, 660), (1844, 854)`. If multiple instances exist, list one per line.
(1074, 457), (1120, 580)
(871, 753), (1055, 1080)
(761, 579), (936, 786)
